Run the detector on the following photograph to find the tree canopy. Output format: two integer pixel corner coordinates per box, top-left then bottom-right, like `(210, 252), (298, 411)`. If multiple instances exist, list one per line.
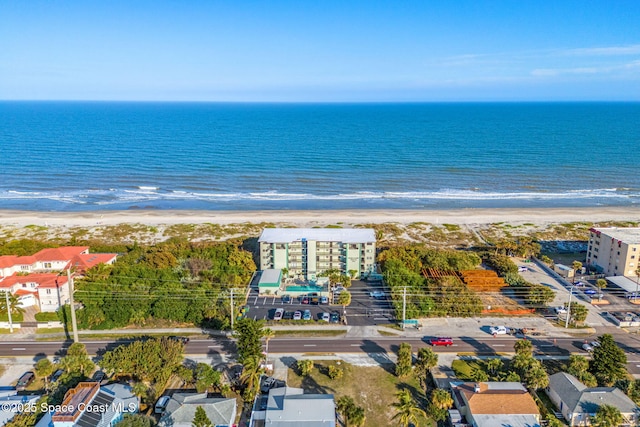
(71, 240), (255, 330)
(589, 334), (628, 386)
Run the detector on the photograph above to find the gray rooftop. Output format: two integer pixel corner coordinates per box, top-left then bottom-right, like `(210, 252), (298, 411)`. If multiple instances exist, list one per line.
(265, 387), (336, 427)
(473, 414), (540, 427)
(158, 393), (236, 427)
(260, 269), (282, 285)
(548, 372), (638, 414)
(593, 227), (640, 244)
(259, 228), (375, 244)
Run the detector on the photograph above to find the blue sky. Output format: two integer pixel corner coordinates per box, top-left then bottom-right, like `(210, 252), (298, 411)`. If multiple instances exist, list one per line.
(1, 0), (639, 101)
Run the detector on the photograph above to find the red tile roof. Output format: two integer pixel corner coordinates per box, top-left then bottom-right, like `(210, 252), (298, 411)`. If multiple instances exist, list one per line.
(0, 273), (68, 289)
(0, 255), (37, 268)
(34, 246), (89, 262)
(71, 253), (118, 271)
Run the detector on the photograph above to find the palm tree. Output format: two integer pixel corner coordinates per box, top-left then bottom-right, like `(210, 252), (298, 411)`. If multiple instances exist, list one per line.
(391, 389), (426, 427)
(572, 261), (583, 283)
(35, 358), (54, 393)
(239, 355), (264, 402)
(414, 348), (438, 387)
(262, 327), (275, 364)
(591, 404), (624, 427)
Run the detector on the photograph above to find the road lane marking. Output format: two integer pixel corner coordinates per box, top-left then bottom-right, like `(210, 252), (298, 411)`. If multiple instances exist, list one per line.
(492, 344), (506, 347)
(303, 344), (317, 347)
(350, 344), (360, 347)
(12, 348), (26, 351)
(207, 345), (221, 348)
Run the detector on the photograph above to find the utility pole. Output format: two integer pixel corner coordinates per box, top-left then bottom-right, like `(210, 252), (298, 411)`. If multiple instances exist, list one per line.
(4, 291), (13, 333)
(402, 286), (406, 330)
(230, 288), (235, 331)
(67, 269), (79, 343)
(565, 284), (574, 329)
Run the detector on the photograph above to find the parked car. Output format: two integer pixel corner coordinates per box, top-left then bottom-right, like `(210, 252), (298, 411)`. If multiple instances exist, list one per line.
(92, 370), (106, 382)
(329, 311), (340, 323)
(273, 308), (284, 321)
(555, 306), (567, 314)
(428, 337), (453, 347)
(489, 326), (508, 335)
(321, 312), (330, 322)
(584, 288), (597, 295)
(582, 342), (594, 352)
(293, 310), (302, 320)
(260, 377), (277, 393)
(320, 296), (329, 305)
(590, 340), (601, 348)
(283, 311), (294, 320)
(281, 295), (291, 303)
(369, 291), (385, 299)
(302, 310), (312, 321)
(301, 296), (310, 304)
(16, 372), (35, 391)
(50, 369), (64, 383)
(155, 396), (170, 414)
(518, 266), (528, 272)
(575, 281), (586, 287)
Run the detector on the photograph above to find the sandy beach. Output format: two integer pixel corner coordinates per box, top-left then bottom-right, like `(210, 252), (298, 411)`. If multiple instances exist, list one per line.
(0, 207), (638, 228)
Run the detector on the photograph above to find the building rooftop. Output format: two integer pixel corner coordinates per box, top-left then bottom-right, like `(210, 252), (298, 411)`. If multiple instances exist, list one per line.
(452, 382), (539, 415)
(591, 227), (640, 244)
(259, 269), (282, 286)
(265, 387), (336, 427)
(158, 393), (236, 427)
(548, 372), (638, 414)
(259, 228), (375, 244)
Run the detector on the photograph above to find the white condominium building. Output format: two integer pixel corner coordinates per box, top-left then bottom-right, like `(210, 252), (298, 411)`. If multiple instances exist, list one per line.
(258, 228), (376, 279)
(586, 227), (640, 276)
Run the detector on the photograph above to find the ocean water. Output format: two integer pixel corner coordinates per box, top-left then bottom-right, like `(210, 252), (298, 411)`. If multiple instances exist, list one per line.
(0, 101), (639, 211)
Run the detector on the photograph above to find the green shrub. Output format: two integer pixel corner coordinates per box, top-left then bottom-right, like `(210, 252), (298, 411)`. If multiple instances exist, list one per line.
(327, 365), (343, 380)
(35, 312), (60, 322)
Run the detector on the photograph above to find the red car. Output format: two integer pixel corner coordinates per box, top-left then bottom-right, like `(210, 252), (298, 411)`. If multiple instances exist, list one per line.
(301, 296), (310, 304)
(429, 337), (453, 347)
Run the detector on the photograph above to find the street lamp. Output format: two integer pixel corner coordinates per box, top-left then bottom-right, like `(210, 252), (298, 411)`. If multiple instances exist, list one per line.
(565, 284), (575, 329)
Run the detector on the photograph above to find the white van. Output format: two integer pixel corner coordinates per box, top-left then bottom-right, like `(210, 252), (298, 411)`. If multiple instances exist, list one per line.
(155, 396), (170, 414)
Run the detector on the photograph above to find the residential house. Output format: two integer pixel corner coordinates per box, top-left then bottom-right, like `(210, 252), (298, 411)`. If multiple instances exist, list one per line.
(0, 273), (70, 312)
(258, 228), (376, 280)
(546, 372), (639, 426)
(249, 386), (336, 427)
(451, 381), (540, 427)
(157, 392), (236, 427)
(0, 246), (117, 311)
(35, 382), (138, 427)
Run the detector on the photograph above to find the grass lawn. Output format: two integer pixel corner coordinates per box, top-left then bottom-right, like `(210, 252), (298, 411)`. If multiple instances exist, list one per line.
(287, 360), (434, 427)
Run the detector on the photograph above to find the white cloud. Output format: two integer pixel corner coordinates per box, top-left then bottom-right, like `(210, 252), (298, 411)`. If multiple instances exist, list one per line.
(561, 44), (640, 57)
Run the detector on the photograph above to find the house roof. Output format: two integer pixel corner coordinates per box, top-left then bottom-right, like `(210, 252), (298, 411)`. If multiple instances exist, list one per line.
(259, 228), (375, 244)
(548, 372), (638, 414)
(473, 414), (540, 427)
(0, 256), (36, 268)
(453, 382), (539, 415)
(0, 273), (68, 289)
(33, 246), (89, 262)
(71, 253), (118, 271)
(265, 387), (336, 427)
(158, 392), (236, 427)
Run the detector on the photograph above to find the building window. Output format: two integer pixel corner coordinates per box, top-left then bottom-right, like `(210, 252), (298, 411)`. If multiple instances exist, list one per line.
(632, 256), (636, 259)
(46, 289), (52, 295)
(276, 244), (286, 250)
(44, 262), (52, 269)
(22, 284), (26, 288)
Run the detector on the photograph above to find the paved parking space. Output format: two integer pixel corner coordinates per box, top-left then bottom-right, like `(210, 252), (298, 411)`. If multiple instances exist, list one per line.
(243, 279), (397, 326)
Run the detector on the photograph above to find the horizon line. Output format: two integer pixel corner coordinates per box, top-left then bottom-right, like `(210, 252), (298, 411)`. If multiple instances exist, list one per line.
(1, 99), (640, 104)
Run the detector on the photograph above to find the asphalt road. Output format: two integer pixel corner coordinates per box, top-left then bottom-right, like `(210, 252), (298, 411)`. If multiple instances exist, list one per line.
(3, 334), (640, 375)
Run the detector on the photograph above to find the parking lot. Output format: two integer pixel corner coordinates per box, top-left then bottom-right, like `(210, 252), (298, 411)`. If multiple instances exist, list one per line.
(243, 279), (396, 326)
